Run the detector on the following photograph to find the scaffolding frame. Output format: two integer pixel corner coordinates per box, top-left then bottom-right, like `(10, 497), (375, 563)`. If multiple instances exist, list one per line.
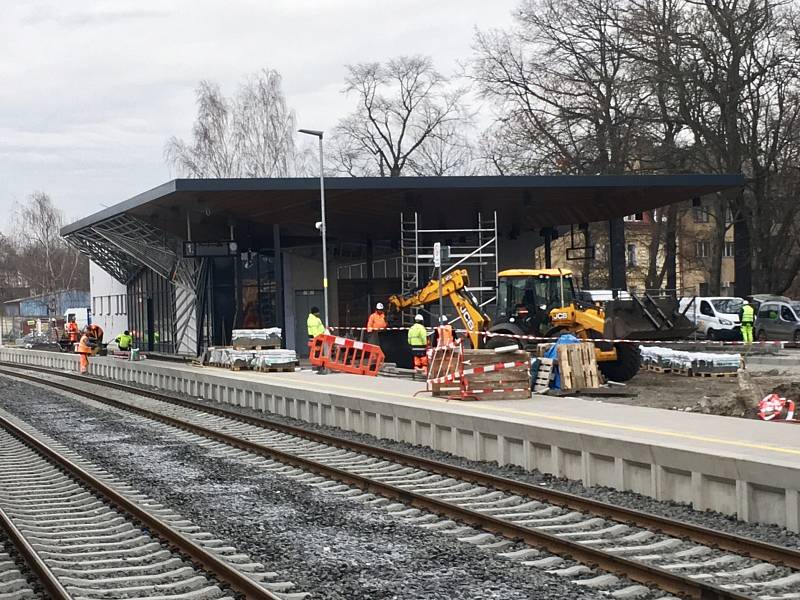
(400, 211), (499, 324)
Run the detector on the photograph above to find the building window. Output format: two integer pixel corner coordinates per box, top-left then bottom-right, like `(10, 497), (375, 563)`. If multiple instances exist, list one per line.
(106, 295), (112, 315)
(92, 297), (97, 315)
(693, 207), (709, 223)
(723, 241), (734, 258)
(626, 243), (638, 266)
(695, 241), (710, 258)
(624, 213), (644, 222)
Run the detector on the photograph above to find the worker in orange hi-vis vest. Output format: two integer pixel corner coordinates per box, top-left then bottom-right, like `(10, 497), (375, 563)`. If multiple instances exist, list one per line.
(435, 315), (454, 347)
(76, 329), (97, 374)
(366, 302), (388, 346)
(66, 319), (79, 344)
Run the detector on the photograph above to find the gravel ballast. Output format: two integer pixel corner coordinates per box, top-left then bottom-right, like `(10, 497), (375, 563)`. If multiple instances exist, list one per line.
(125, 372), (800, 551)
(0, 376), (604, 600)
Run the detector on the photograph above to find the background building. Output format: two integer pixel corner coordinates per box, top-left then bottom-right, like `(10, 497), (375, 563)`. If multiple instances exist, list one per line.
(535, 199), (738, 296)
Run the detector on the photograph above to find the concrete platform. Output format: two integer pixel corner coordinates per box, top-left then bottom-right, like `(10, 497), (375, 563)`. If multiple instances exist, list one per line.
(2, 347), (799, 531)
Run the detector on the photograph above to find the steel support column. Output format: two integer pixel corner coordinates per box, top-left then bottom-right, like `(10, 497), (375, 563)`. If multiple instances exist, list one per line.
(608, 217), (627, 290)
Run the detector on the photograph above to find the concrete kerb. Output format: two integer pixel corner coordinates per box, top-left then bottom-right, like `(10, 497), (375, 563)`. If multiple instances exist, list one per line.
(1, 347), (798, 532)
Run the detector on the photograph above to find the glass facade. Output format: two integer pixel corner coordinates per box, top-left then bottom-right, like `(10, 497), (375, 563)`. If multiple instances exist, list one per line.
(127, 268), (176, 353)
(127, 250), (280, 353)
(199, 251), (280, 348)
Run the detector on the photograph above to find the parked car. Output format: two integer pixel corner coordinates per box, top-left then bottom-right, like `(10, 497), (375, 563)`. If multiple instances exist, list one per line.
(754, 300), (800, 342)
(748, 294), (791, 312)
(678, 296), (744, 340)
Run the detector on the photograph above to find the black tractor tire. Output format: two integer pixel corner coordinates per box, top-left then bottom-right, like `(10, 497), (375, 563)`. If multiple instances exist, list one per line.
(485, 335), (521, 350)
(598, 343), (641, 382)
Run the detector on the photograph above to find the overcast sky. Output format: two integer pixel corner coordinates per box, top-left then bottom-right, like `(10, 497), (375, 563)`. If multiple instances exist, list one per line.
(0, 0), (517, 228)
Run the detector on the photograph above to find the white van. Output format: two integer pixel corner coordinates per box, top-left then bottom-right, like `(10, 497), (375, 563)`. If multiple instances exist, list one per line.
(678, 296), (744, 340)
(63, 307), (90, 330)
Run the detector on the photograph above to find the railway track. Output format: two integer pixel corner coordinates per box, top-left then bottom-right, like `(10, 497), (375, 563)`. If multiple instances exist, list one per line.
(0, 405), (303, 600)
(2, 364), (800, 600)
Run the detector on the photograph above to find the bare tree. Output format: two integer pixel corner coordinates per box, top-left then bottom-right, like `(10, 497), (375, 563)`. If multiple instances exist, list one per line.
(625, 0), (799, 295)
(406, 123), (478, 176)
(165, 69), (305, 178)
(13, 192), (88, 295)
(472, 0), (649, 176)
(332, 55), (467, 177)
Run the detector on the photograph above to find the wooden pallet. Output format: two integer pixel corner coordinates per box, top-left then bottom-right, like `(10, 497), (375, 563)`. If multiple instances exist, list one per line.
(691, 370), (738, 378)
(646, 364), (672, 373)
(461, 349), (532, 400)
(557, 343), (600, 391)
(533, 357), (554, 393)
(254, 364), (295, 373)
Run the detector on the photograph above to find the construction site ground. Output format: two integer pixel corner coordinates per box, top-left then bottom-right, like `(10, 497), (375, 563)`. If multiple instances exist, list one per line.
(585, 350), (800, 418)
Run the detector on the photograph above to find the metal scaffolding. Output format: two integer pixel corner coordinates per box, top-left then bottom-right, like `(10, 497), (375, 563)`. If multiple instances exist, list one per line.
(400, 211), (499, 324)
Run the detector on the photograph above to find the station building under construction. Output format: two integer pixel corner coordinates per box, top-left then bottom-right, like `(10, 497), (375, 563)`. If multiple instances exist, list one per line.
(61, 175), (743, 356)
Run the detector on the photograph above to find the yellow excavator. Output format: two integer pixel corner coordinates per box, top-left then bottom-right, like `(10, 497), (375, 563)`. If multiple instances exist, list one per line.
(388, 268), (694, 381)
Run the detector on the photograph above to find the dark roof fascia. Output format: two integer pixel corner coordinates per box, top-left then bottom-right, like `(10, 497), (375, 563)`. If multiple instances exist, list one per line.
(61, 174), (745, 235)
(61, 179), (178, 236)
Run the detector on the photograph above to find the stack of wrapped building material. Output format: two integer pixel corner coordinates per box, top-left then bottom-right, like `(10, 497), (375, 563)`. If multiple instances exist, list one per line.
(207, 347), (297, 372)
(640, 346), (741, 375)
(231, 328), (282, 349)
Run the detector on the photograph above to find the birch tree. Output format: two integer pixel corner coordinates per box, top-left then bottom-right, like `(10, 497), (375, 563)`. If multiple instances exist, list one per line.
(165, 69), (305, 177)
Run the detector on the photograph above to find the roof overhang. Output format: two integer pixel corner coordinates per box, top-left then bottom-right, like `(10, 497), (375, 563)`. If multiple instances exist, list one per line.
(63, 174), (743, 240)
(61, 174), (744, 283)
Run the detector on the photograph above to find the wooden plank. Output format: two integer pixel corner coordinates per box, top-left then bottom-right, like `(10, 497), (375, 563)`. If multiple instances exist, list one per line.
(458, 389), (532, 401)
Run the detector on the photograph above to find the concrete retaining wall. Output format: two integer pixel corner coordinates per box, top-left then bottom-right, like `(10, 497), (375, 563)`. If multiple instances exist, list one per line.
(2, 347), (798, 532)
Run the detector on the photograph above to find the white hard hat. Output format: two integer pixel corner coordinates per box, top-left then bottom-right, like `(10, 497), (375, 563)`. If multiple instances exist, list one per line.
(376, 302), (384, 310)
(743, 300), (749, 305)
(440, 315), (448, 323)
(414, 314), (424, 322)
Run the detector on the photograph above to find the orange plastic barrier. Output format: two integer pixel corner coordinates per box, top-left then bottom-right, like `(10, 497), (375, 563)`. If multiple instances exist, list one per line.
(308, 334), (385, 376)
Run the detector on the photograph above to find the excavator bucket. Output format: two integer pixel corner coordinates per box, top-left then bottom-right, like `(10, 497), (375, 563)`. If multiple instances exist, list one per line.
(603, 294), (696, 341)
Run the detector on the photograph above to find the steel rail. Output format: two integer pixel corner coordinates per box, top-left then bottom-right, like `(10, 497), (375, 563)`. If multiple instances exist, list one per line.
(0, 364), (765, 600)
(5, 362), (797, 571)
(0, 412), (282, 600)
(0, 505), (72, 599)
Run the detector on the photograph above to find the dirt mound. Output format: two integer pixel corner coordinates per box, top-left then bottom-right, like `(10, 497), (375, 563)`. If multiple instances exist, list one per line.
(772, 382), (800, 401)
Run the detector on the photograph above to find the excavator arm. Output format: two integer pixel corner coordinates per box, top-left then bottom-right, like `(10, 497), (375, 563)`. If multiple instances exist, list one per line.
(388, 269), (490, 348)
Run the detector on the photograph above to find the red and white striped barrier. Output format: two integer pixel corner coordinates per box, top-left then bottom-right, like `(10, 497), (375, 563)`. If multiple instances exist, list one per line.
(428, 358), (530, 385)
(329, 325), (786, 348)
(465, 387), (530, 395)
(461, 360), (528, 377)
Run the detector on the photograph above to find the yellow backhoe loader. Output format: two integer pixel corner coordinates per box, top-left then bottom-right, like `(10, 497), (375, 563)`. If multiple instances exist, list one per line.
(388, 268), (694, 381)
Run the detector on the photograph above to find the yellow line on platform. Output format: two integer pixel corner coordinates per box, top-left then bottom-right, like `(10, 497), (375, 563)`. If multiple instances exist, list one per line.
(264, 373), (800, 459)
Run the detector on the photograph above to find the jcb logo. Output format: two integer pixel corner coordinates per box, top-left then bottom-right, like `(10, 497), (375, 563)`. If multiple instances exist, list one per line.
(554, 312), (569, 320)
(459, 306), (475, 330)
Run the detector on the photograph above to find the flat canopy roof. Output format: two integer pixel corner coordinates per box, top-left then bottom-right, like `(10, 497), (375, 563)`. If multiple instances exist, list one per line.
(62, 174), (744, 243)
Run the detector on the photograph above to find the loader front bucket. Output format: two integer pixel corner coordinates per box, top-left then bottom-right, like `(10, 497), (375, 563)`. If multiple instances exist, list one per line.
(603, 297), (696, 341)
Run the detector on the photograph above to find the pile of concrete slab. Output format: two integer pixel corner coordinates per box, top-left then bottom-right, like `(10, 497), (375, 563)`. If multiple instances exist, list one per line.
(641, 346), (741, 374)
(231, 328), (282, 349)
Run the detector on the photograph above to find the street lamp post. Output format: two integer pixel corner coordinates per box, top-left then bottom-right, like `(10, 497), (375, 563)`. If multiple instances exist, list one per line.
(298, 129), (329, 327)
